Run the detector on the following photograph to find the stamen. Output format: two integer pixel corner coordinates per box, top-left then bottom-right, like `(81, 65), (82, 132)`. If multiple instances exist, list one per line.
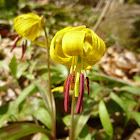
(64, 74), (72, 112)
(71, 71), (75, 90)
(63, 76), (69, 97)
(80, 100), (83, 114)
(21, 40), (27, 59)
(76, 73), (84, 114)
(10, 37), (21, 52)
(86, 77), (89, 95)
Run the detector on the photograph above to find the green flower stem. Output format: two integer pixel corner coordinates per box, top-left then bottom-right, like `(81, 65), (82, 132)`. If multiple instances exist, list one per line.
(43, 26), (56, 140)
(70, 92), (76, 140)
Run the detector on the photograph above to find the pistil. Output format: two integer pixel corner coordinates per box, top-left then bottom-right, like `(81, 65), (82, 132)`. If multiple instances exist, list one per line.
(76, 73), (84, 114)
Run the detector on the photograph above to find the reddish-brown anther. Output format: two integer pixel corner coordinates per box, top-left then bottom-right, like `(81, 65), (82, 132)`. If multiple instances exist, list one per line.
(21, 40), (27, 59)
(64, 74), (72, 112)
(71, 71), (75, 90)
(10, 37), (21, 52)
(86, 77), (89, 95)
(63, 76), (69, 97)
(76, 73), (84, 114)
(79, 100), (83, 114)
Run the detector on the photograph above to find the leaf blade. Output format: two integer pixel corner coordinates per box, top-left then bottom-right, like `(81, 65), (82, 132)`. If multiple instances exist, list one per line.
(0, 123), (51, 140)
(99, 100), (113, 138)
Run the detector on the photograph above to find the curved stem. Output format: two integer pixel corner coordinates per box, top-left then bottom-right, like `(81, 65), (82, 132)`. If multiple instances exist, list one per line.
(70, 92), (76, 140)
(43, 26), (56, 140)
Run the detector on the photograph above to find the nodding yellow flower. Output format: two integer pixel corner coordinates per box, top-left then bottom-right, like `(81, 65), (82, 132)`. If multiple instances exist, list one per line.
(11, 13), (44, 58)
(50, 26), (106, 114)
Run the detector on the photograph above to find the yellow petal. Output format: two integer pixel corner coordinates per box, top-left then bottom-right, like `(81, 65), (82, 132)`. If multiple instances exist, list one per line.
(51, 86), (63, 93)
(50, 37), (72, 67)
(83, 33), (93, 57)
(85, 30), (106, 63)
(62, 30), (86, 56)
(71, 25), (86, 31)
(81, 58), (96, 69)
(24, 23), (39, 40)
(50, 26), (76, 66)
(55, 33), (67, 58)
(33, 40), (46, 47)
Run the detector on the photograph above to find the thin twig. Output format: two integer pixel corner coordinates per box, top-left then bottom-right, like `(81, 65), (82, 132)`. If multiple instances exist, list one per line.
(93, 0), (113, 32)
(96, 0), (104, 10)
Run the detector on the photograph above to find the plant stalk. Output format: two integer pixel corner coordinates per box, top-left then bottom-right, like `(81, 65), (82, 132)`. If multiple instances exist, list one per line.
(43, 26), (56, 140)
(70, 92), (76, 140)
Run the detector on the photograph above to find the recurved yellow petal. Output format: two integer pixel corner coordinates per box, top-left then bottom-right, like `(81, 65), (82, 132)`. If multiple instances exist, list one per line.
(33, 40), (46, 47)
(50, 37), (72, 67)
(83, 33), (93, 57)
(51, 86), (64, 93)
(62, 30), (86, 56)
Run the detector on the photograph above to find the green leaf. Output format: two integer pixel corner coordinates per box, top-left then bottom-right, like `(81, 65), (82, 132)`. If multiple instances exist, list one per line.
(0, 84), (37, 127)
(9, 56), (17, 79)
(119, 86), (140, 95)
(110, 92), (127, 112)
(40, 134), (49, 140)
(0, 123), (51, 140)
(78, 124), (91, 140)
(33, 107), (52, 129)
(34, 79), (51, 113)
(110, 92), (130, 124)
(22, 72), (35, 80)
(130, 111), (140, 126)
(16, 62), (29, 78)
(0, 60), (10, 71)
(133, 76), (140, 84)
(75, 113), (91, 138)
(56, 64), (68, 78)
(0, 114), (10, 128)
(89, 73), (132, 87)
(62, 114), (71, 127)
(34, 79), (56, 118)
(15, 84), (37, 106)
(29, 60), (38, 75)
(99, 100), (113, 138)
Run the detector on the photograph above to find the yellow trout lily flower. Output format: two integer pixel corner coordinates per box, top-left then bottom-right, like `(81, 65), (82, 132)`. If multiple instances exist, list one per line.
(50, 26), (106, 114)
(14, 13), (44, 41)
(11, 13), (44, 58)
